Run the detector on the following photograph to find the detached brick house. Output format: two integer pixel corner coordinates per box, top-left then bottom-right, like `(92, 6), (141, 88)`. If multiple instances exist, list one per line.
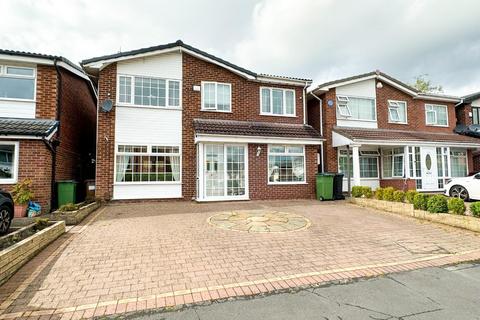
(307, 71), (480, 193)
(81, 40), (323, 202)
(0, 50), (97, 212)
(455, 91), (480, 171)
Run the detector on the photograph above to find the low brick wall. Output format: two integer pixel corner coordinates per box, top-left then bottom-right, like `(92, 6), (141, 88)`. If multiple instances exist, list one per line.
(0, 221), (65, 286)
(350, 197), (480, 233)
(42, 202), (101, 225)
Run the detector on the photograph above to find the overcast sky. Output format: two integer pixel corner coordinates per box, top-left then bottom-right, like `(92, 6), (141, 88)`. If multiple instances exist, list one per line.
(1, 0), (479, 95)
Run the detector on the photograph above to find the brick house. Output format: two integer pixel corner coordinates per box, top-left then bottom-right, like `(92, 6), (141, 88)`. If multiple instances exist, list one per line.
(307, 70), (480, 193)
(81, 40), (322, 202)
(455, 91), (480, 171)
(0, 50), (97, 212)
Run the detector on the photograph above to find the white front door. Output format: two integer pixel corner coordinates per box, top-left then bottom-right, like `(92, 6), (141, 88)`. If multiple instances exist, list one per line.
(201, 143), (248, 201)
(420, 146), (438, 190)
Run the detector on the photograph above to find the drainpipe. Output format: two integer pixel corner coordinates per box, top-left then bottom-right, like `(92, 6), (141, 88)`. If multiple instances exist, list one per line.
(310, 91), (324, 172)
(303, 82), (309, 125)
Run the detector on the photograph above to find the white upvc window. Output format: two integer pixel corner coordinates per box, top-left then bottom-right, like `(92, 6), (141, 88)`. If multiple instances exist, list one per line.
(388, 100), (407, 123)
(0, 141), (19, 184)
(425, 104), (448, 126)
(201, 81), (231, 112)
(115, 144), (181, 183)
(268, 145), (305, 184)
(0, 65), (36, 101)
(382, 148), (404, 178)
(338, 149), (379, 178)
(117, 75), (181, 108)
(336, 95), (376, 120)
(260, 87), (295, 116)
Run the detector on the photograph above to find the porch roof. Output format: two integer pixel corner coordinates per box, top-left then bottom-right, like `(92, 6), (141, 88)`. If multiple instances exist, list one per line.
(194, 119), (323, 143)
(332, 126), (480, 147)
(0, 118), (58, 138)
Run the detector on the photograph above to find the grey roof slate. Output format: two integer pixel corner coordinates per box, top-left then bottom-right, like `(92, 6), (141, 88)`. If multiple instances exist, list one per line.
(0, 49), (83, 73)
(194, 118), (322, 140)
(0, 118), (59, 137)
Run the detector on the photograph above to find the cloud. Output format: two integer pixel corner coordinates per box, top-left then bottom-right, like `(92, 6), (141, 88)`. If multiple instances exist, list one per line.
(1, 0), (479, 95)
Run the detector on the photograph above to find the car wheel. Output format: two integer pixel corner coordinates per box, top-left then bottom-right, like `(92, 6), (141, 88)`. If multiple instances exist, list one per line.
(0, 205), (12, 235)
(450, 185), (469, 201)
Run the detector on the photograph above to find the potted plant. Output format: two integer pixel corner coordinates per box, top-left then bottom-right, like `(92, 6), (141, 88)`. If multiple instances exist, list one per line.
(11, 179), (34, 218)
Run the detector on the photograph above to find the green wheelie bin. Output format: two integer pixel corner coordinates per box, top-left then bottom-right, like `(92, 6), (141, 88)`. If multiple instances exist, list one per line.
(316, 173), (334, 201)
(57, 180), (78, 207)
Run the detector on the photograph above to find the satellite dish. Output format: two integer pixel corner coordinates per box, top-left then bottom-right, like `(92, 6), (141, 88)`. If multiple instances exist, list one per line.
(101, 99), (113, 113)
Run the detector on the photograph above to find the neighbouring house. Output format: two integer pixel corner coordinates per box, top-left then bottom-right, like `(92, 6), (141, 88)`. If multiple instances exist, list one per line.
(307, 70), (480, 193)
(81, 40), (323, 202)
(455, 91), (480, 172)
(0, 50), (97, 212)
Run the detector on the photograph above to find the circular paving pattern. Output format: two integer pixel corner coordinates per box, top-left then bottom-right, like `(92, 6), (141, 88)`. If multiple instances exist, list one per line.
(208, 210), (311, 233)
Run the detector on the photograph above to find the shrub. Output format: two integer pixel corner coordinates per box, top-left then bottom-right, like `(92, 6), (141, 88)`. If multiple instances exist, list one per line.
(405, 190), (418, 204)
(470, 202), (480, 217)
(393, 190), (405, 202)
(427, 195), (448, 213)
(58, 203), (80, 212)
(352, 186), (363, 198)
(374, 187), (384, 200)
(413, 193), (429, 210)
(11, 179), (34, 205)
(362, 186), (373, 199)
(448, 198), (466, 215)
(383, 187), (395, 201)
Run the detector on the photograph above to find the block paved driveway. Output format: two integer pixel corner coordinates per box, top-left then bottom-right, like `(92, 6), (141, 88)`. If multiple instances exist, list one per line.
(2, 200), (480, 319)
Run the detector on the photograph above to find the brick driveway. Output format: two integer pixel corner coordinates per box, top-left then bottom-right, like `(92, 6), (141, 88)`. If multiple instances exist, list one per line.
(2, 200), (480, 319)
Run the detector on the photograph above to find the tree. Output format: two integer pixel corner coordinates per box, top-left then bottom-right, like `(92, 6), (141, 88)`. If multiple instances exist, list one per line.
(411, 74), (443, 93)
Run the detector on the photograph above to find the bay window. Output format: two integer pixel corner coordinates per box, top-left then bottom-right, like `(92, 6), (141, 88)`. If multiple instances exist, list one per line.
(115, 144), (181, 183)
(382, 148), (404, 178)
(261, 88), (295, 116)
(0, 142), (18, 184)
(118, 75), (180, 108)
(388, 100), (407, 123)
(336, 95), (375, 120)
(0, 65), (35, 101)
(268, 145), (305, 183)
(425, 104), (448, 126)
(201, 82), (231, 112)
(450, 148), (468, 177)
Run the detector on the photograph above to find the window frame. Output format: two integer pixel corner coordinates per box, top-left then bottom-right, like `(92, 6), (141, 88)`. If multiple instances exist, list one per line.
(113, 143), (182, 185)
(337, 149), (379, 179)
(116, 74), (182, 109)
(267, 145), (306, 185)
(0, 64), (36, 102)
(260, 87), (296, 117)
(472, 106), (480, 125)
(336, 95), (376, 121)
(381, 148), (405, 179)
(425, 104), (448, 127)
(201, 81), (232, 112)
(0, 141), (19, 184)
(388, 100), (407, 124)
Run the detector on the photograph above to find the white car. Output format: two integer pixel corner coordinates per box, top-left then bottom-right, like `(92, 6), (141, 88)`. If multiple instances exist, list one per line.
(444, 173), (480, 201)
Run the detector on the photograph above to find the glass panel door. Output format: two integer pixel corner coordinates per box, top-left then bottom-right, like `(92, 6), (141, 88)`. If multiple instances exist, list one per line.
(205, 144), (224, 197)
(227, 146), (246, 196)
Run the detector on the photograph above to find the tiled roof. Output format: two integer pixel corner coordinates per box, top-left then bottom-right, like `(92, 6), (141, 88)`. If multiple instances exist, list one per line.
(194, 119), (322, 140)
(0, 118), (58, 137)
(81, 40), (310, 83)
(0, 49), (83, 73)
(333, 126), (480, 145)
(462, 91), (480, 103)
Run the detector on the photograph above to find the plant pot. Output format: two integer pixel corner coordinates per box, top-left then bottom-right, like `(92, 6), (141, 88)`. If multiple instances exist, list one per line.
(14, 204), (27, 218)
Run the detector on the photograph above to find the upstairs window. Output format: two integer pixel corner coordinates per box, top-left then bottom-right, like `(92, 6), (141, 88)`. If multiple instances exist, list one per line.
(118, 75), (180, 108)
(425, 104), (448, 126)
(261, 88), (295, 116)
(336, 95), (375, 121)
(388, 100), (407, 123)
(0, 65), (35, 101)
(201, 82), (231, 112)
(472, 107), (480, 125)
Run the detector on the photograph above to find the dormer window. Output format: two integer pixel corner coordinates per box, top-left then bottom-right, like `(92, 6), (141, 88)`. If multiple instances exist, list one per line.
(388, 100), (407, 123)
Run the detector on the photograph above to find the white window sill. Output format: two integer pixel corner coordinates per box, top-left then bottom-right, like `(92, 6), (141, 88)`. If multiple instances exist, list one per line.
(116, 104), (182, 111)
(196, 196), (250, 202)
(0, 98), (35, 103)
(426, 124), (449, 127)
(0, 179), (17, 184)
(260, 113), (296, 118)
(388, 121), (408, 125)
(114, 181), (182, 185)
(267, 181), (307, 185)
(200, 109), (232, 113)
(337, 117), (377, 122)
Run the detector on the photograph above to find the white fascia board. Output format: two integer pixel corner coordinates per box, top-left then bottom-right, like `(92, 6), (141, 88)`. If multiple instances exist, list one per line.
(414, 94), (461, 103)
(195, 134), (323, 145)
(354, 139), (480, 148)
(255, 76), (311, 87)
(83, 47), (182, 68)
(377, 75), (418, 96)
(0, 135), (42, 140)
(0, 54), (53, 65)
(315, 75), (377, 92)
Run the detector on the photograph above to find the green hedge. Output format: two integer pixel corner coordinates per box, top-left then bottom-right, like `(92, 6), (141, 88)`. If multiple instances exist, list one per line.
(383, 187), (395, 201)
(427, 195), (448, 213)
(374, 187), (384, 200)
(413, 193), (429, 210)
(405, 190), (418, 204)
(393, 190), (405, 202)
(352, 186), (373, 198)
(471, 202), (480, 217)
(447, 198), (466, 215)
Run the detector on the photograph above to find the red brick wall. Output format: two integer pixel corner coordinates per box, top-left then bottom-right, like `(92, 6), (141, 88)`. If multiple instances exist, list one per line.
(56, 69), (97, 182)
(0, 140), (52, 212)
(456, 104), (471, 126)
(376, 80), (456, 132)
(95, 63), (116, 200)
(35, 66), (58, 119)
(182, 53), (308, 200)
(318, 89), (338, 173)
(248, 144), (316, 199)
(380, 179), (416, 191)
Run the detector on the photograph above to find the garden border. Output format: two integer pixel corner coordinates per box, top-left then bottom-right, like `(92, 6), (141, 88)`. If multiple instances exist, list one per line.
(41, 201), (101, 225)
